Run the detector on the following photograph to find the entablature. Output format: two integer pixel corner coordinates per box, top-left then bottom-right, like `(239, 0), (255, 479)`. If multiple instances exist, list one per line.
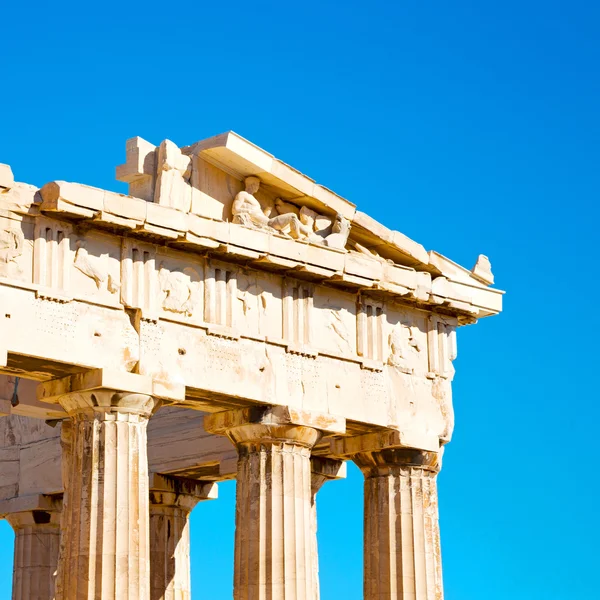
(1, 177), (502, 322)
(0, 133), (503, 446)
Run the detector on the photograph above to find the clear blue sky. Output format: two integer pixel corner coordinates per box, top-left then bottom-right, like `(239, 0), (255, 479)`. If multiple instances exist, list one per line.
(1, 1), (598, 598)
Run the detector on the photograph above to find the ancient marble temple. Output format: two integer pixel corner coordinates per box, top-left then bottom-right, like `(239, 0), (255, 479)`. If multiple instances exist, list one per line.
(0, 133), (502, 600)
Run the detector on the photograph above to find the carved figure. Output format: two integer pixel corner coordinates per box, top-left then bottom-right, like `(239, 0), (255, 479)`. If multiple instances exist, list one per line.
(0, 183), (37, 215)
(433, 378), (455, 444)
(329, 310), (353, 353)
(277, 202), (336, 243)
(233, 179), (351, 250)
(232, 178), (312, 239)
(158, 265), (200, 317)
(299, 206), (332, 237)
(274, 198), (300, 217)
(237, 283), (267, 316)
(154, 140), (192, 212)
(387, 322), (421, 369)
(280, 202), (335, 244)
(74, 241), (120, 293)
(232, 177), (280, 230)
(446, 327), (457, 381)
(471, 254), (494, 285)
(323, 213), (351, 250)
(237, 272), (270, 335)
(0, 227), (24, 277)
(349, 240), (395, 264)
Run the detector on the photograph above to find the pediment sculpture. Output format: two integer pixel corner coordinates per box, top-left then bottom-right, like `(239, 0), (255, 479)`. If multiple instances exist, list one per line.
(232, 176), (351, 250)
(0, 130), (503, 600)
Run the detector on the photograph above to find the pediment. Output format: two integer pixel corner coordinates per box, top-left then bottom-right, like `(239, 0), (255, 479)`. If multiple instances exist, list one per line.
(0, 133), (502, 322)
(115, 132), (501, 318)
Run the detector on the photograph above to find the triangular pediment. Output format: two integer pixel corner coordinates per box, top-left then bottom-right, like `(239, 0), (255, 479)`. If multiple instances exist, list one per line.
(0, 132), (502, 322)
(186, 132), (498, 294)
(117, 131), (497, 283)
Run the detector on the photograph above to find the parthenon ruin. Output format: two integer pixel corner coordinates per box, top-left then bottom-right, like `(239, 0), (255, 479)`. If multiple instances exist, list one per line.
(0, 132), (502, 599)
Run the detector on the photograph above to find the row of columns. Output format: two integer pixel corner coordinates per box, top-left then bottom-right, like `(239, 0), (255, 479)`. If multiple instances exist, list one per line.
(6, 484), (207, 600)
(6, 375), (444, 599)
(7, 499), (62, 600)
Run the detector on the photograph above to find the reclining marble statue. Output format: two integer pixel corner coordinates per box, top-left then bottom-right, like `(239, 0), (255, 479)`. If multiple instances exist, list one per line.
(232, 175), (351, 250)
(0, 131), (502, 600)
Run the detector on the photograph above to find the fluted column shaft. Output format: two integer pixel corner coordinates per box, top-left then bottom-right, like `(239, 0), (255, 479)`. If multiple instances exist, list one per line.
(7, 506), (61, 600)
(149, 475), (215, 600)
(150, 498), (193, 600)
(355, 448), (443, 600)
(206, 408), (323, 600)
(55, 391), (157, 600)
(55, 420), (73, 600)
(235, 427), (318, 599)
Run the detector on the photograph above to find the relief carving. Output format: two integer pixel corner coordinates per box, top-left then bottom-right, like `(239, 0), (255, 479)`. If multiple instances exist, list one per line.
(328, 309), (353, 354)
(387, 322), (421, 373)
(447, 334), (457, 381)
(471, 253), (494, 285)
(348, 240), (393, 263)
(74, 240), (119, 294)
(0, 183), (37, 215)
(154, 140), (193, 212)
(158, 264), (201, 317)
(296, 205), (333, 237)
(322, 213), (351, 250)
(433, 377), (455, 445)
(237, 274), (269, 333)
(0, 226), (24, 278)
(232, 177), (312, 238)
(232, 177), (351, 249)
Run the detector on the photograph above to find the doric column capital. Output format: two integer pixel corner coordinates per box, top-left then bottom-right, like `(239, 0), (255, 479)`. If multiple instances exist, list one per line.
(354, 446), (441, 477)
(6, 510), (61, 529)
(205, 405), (345, 451)
(310, 456), (346, 494)
(3, 495), (62, 530)
(52, 372), (156, 599)
(347, 436), (446, 599)
(330, 428), (443, 475)
(59, 391), (157, 419)
(149, 473), (217, 512)
(360, 448), (445, 599)
(2, 495), (63, 600)
(37, 369), (161, 418)
(149, 475), (212, 600)
(209, 406), (344, 599)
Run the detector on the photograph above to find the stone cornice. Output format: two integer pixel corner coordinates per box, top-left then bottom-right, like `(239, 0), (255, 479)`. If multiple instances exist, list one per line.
(0, 178), (503, 321)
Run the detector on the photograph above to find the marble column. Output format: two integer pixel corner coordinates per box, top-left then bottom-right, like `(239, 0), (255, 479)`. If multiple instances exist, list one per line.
(206, 407), (344, 600)
(6, 497), (62, 600)
(39, 372), (159, 600)
(149, 474), (217, 600)
(354, 448), (443, 600)
(54, 419), (73, 600)
(309, 457), (346, 600)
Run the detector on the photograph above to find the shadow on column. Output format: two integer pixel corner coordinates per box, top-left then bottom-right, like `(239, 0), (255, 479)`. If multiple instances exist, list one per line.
(149, 474), (217, 600)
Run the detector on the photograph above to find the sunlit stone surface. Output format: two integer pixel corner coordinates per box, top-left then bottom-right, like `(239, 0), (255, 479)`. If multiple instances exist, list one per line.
(0, 133), (501, 599)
